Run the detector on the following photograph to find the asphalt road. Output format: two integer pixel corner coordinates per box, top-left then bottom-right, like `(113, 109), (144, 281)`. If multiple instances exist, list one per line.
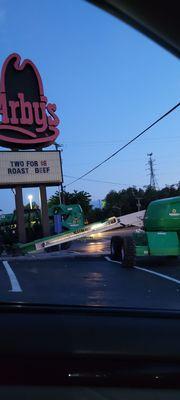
(0, 228), (180, 309)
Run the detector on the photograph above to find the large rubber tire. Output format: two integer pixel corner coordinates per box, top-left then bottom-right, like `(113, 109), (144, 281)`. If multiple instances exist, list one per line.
(111, 235), (135, 267)
(110, 236), (123, 261)
(45, 245), (60, 253)
(121, 236), (136, 268)
(61, 241), (72, 250)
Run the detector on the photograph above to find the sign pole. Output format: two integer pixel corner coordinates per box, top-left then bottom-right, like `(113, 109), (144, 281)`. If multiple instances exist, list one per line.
(61, 183), (65, 204)
(39, 185), (50, 237)
(59, 150), (64, 204)
(15, 187), (26, 243)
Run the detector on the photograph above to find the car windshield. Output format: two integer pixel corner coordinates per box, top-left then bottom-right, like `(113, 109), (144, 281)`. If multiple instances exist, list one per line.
(0, 0), (180, 310)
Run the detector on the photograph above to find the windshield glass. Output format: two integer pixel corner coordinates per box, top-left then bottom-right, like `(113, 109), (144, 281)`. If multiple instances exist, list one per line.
(0, 0), (180, 310)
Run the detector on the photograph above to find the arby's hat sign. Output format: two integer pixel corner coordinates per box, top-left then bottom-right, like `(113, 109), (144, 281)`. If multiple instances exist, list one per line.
(0, 53), (60, 149)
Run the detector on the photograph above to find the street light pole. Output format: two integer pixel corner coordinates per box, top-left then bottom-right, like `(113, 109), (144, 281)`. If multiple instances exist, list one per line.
(28, 194), (33, 210)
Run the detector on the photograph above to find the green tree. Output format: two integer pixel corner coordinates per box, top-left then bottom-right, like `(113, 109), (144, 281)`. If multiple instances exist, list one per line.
(49, 185), (180, 223)
(104, 190), (122, 217)
(103, 185), (180, 217)
(24, 201), (39, 210)
(48, 190), (92, 217)
(87, 207), (106, 223)
(104, 188), (142, 216)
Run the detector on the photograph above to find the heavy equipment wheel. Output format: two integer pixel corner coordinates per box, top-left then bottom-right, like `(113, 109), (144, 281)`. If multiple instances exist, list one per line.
(45, 245), (60, 253)
(121, 236), (136, 267)
(111, 235), (135, 267)
(61, 241), (72, 250)
(110, 236), (123, 260)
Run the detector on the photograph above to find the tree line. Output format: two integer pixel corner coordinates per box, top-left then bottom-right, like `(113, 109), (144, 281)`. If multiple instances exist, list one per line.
(48, 184), (180, 223)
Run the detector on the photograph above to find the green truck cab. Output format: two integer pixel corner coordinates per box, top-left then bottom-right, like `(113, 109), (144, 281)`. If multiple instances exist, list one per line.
(111, 196), (180, 267)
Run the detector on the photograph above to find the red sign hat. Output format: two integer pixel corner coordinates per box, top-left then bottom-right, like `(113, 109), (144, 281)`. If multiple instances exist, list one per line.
(0, 53), (60, 149)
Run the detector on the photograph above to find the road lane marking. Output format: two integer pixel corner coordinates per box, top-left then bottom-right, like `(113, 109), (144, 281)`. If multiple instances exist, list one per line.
(105, 256), (180, 285)
(134, 266), (180, 285)
(105, 256), (122, 264)
(2, 261), (22, 292)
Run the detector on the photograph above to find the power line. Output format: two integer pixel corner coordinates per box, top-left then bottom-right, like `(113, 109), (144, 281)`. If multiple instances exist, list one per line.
(66, 102), (180, 187)
(64, 135), (180, 143)
(63, 135), (180, 147)
(64, 174), (127, 186)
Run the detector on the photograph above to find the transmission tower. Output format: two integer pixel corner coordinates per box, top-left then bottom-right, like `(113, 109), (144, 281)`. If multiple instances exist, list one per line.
(147, 153), (157, 189)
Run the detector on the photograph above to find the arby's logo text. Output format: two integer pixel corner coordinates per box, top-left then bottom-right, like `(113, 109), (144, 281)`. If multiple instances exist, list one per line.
(0, 53), (60, 149)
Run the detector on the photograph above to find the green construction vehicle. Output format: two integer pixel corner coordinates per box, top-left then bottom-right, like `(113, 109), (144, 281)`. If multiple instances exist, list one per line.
(0, 203), (84, 253)
(48, 204), (84, 232)
(110, 196), (180, 267)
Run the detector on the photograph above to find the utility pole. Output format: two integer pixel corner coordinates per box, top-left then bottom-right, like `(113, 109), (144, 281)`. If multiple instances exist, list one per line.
(132, 187), (142, 211)
(54, 142), (64, 204)
(136, 198), (141, 212)
(147, 153), (157, 189)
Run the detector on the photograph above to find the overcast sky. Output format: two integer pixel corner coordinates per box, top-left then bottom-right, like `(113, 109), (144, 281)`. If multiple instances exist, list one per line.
(0, 0), (180, 212)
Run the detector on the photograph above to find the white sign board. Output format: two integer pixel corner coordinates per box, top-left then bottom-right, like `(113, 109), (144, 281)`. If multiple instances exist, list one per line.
(0, 151), (62, 187)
